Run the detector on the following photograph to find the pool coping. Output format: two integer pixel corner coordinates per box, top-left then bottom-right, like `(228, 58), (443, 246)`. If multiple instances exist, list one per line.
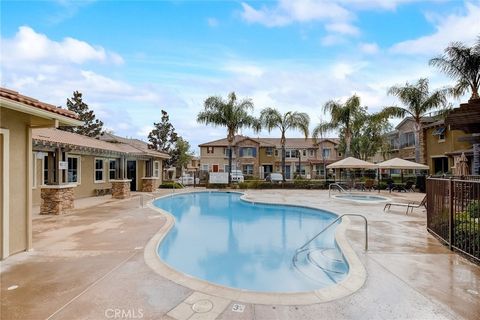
(144, 190), (367, 305)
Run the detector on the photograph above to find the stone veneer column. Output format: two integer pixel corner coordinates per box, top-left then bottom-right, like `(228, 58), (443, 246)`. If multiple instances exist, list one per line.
(111, 179), (132, 199)
(141, 177), (157, 192)
(40, 184), (77, 215)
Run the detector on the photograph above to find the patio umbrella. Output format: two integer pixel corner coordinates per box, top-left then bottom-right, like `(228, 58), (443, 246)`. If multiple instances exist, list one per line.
(456, 153), (469, 176)
(376, 158), (429, 192)
(376, 158), (429, 170)
(326, 157), (377, 169)
(327, 157), (377, 184)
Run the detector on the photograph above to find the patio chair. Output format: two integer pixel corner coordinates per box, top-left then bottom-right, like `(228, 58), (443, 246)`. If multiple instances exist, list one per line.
(364, 179), (375, 191)
(384, 195), (427, 215)
(392, 180), (415, 192)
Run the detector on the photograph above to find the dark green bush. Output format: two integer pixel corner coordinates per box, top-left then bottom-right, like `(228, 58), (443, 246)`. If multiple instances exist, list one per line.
(159, 181), (184, 189)
(206, 183), (228, 189)
(466, 200), (480, 218)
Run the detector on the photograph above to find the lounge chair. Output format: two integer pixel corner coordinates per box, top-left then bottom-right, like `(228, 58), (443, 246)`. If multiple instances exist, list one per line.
(392, 180), (415, 192)
(384, 195), (427, 215)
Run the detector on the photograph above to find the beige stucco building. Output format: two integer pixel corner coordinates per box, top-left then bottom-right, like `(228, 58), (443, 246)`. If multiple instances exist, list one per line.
(31, 128), (169, 206)
(0, 88), (81, 259)
(199, 136), (341, 179)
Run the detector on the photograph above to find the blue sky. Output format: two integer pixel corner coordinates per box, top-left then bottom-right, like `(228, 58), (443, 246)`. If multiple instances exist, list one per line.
(1, 0), (480, 153)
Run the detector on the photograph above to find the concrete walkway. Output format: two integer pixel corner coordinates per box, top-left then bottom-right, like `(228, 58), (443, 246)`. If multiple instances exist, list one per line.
(1, 189), (479, 320)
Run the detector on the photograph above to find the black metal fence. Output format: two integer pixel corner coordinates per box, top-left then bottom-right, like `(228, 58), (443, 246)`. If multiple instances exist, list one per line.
(427, 177), (480, 263)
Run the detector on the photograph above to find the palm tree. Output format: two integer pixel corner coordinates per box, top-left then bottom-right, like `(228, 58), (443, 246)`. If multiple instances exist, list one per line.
(320, 94), (365, 157)
(384, 78), (448, 163)
(429, 38), (480, 101)
(312, 120), (331, 180)
(259, 108), (310, 181)
(197, 92), (260, 184)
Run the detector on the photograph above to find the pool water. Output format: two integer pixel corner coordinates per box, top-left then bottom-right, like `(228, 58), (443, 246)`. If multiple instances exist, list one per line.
(153, 192), (348, 292)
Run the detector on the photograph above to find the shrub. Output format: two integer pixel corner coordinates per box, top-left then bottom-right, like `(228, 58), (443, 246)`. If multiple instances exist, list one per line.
(206, 183), (228, 189)
(466, 200), (480, 219)
(159, 181), (184, 189)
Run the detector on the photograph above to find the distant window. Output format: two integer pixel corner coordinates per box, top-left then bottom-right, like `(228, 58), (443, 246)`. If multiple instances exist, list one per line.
(432, 127), (446, 141)
(109, 159), (117, 180)
(202, 164), (209, 171)
(285, 150), (297, 158)
(68, 156), (80, 183)
(243, 164), (254, 175)
(43, 155), (49, 185)
(302, 150), (307, 157)
(95, 159), (104, 182)
(322, 148), (331, 159)
(266, 147), (273, 156)
(274, 149), (279, 157)
(207, 147), (214, 154)
(401, 132), (415, 148)
(338, 152), (342, 157)
(240, 147), (256, 157)
(153, 161), (160, 178)
(309, 149), (315, 157)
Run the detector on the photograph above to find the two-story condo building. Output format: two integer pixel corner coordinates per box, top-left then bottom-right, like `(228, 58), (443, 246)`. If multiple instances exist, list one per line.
(199, 136), (341, 179)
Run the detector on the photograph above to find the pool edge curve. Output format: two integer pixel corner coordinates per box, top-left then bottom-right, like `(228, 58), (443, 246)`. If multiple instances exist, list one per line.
(143, 190), (367, 305)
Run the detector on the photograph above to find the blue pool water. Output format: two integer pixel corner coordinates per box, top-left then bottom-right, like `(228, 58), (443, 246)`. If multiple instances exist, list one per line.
(153, 192), (348, 292)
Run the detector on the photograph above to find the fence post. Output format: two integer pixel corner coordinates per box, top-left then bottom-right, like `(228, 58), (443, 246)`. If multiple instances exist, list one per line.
(448, 178), (454, 250)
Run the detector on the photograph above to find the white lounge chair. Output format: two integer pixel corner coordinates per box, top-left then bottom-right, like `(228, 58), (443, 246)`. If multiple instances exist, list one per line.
(384, 195), (427, 215)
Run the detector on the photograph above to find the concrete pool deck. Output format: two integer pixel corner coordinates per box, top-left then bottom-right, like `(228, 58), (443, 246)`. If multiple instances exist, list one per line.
(1, 189), (479, 319)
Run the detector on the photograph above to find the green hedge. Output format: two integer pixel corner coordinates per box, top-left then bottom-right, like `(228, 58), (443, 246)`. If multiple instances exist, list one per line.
(159, 181), (184, 189)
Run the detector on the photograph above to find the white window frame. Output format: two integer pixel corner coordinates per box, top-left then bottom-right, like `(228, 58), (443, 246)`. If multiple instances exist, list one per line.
(202, 164), (209, 171)
(243, 164), (254, 175)
(207, 146), (214, 154)
(322, 148), (331, 159)
(266, 147), (273, 156)
(309, 149), (315, 157)
(107, 158), (117, 181)
(302, 149), (307, 157)
(67, 155), (81, 184)
(153, 161), (160, 178)
(94, 158), (105, 183)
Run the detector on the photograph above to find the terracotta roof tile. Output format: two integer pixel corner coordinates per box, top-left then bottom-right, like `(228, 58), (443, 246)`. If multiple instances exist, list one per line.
(0, 87), (78, 120)
(199, 135), (339, 148)
(33, 128), (169, 158)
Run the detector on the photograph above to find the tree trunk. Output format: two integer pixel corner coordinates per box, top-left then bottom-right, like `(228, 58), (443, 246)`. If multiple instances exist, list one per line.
(414, 122), (421, 163)
(228, 144), (233, 185)
(345, 133), (352, 157)
(282, 144), (286, 182)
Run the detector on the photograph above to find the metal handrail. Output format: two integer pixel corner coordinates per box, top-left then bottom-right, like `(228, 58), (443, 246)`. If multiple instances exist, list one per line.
(328, 183), (348, 197)
(293, 214), (368, 261)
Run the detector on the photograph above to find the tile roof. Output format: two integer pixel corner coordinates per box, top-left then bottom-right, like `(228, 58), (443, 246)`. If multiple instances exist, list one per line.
(99, 132), (170, 158)
(33, 128), (169, 158)
(199, 135), (339, 148)
(0, 87), (78, 120)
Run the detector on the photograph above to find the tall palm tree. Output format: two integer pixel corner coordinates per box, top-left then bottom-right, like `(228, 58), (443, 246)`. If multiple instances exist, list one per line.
(197, 92), (259, 184)
(321, 94), (364, 157)
(259, 108), (310, 181)
(429, 38), (480, 101)
(384, 78), (448, 163)
(312, 120), (330, 180)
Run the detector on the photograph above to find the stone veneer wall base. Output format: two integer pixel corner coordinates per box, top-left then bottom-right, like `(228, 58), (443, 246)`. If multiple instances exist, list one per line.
(40, 185), (76, 215)
(111, 180), (132, 199)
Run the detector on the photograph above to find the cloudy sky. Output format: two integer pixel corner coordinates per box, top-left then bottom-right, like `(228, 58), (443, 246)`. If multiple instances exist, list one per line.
(1, 0), (479, 153)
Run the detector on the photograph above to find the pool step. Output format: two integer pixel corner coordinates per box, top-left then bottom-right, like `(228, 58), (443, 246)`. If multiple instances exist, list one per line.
(293, 248), (348, 284)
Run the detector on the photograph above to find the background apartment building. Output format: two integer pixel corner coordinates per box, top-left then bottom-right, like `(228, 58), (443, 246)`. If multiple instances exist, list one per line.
(199, 136), (341, 179)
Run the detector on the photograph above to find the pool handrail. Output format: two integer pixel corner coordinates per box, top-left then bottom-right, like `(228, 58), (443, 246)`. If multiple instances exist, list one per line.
(293, 213), (368, 261)
(328, 183), (348, 197)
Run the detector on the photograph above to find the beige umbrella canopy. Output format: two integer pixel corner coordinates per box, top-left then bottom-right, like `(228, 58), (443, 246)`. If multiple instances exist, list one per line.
(376, 158), (429, 170)
(455, 153), (470, 176)
(327, 157), (377, 169)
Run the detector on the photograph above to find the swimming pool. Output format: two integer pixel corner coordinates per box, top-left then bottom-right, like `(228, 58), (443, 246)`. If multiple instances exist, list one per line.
(153, 191), (348, 292)
(333, 194), (389, 203)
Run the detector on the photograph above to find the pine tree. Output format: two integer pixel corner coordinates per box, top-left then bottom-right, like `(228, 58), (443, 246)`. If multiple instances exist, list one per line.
(59, 91), (104, 137)
(148, 110), (178, 167)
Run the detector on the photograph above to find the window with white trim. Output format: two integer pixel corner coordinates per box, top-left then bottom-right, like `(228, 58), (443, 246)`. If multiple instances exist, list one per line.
(266, 147), (273, 156)
(207, 146), (214, 154)
(243, 164), (254, 175)
(68, 156), (80, 183)
(322, 148), (331, 159)
(309, 149), (315, 157)
(202, 164), (209, 171)
(95, 159), (105, 182)
(153, 161), (160, 178)
(109, 159), (117, 180)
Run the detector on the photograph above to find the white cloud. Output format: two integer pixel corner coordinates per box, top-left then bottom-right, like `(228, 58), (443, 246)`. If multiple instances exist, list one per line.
(325, 22), (360, 36)
(320, 34), (347, 46)
(1, 26), (124, 65)
(207, 17), (219, 27)
(240, 0), (352, 27)
(223, 63), (264, 77)
(359, 42), (380, 54)
(390, 2), (480, 55)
